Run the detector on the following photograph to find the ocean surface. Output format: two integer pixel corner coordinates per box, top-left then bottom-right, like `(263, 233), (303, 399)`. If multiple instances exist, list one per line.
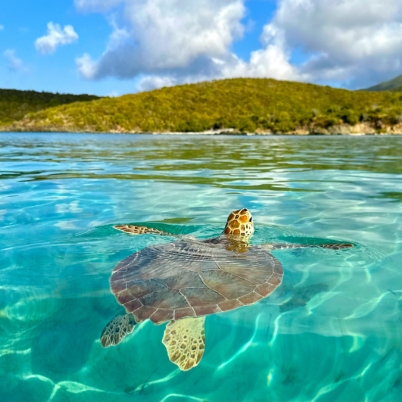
(0, 132), (401, 402)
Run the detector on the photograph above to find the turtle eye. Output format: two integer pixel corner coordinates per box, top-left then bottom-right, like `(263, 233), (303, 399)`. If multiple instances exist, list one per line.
(249, 217), (253, 222)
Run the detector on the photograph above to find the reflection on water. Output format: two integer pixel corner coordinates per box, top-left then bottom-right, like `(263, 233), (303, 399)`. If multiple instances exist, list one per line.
(0, 133), (401, 401)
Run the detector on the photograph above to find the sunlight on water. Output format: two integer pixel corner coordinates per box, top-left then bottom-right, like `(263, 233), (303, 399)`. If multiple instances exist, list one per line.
(0, 133), (401, 401)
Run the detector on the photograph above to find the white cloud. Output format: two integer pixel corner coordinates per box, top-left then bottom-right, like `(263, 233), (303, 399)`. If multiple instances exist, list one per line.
(76, 53), (97, 78)
(265, 0), (402, 87)
(76, 0), (245, 80)
(75, 0), (402, 90)
(35, 22), (79, 55)
(220, 45), (306, 82)
(137, 75), (177, 92)
(3, 49), (26, 72)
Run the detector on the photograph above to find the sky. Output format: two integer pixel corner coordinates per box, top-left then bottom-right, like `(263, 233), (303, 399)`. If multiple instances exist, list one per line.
(1, 0), (402, 96)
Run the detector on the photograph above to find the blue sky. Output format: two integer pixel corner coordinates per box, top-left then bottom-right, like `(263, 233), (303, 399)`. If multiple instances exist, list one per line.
(1, 0), (402, 96)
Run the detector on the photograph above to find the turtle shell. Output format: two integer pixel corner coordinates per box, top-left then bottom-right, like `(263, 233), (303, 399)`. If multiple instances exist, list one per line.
(110, 239), (283, 324)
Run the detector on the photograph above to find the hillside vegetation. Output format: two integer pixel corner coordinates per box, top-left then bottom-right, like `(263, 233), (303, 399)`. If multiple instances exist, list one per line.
(364, 74), (402, 92)
(0, 89), (99, 127)
(6, 78), (402, 134)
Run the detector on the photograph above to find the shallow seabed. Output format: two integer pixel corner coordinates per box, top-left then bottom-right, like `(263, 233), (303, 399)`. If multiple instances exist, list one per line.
(0, 133), (401, 402)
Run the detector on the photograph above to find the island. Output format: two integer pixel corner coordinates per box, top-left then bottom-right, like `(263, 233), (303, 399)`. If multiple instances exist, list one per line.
(2, 78), (402, 135)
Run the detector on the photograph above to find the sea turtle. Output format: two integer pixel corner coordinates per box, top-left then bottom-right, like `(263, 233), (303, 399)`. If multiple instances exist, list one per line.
(100, 208), (352, 371)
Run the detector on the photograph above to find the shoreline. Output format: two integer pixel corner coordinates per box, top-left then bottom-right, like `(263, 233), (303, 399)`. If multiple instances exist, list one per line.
(3, 122), (402, 136)
(1, 130), (401, 136)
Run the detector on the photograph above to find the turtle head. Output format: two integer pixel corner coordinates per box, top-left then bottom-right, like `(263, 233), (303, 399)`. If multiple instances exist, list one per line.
(223, 208), (254, 242)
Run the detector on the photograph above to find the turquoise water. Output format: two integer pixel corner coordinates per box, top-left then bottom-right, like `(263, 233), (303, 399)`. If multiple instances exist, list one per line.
(0, 132), (401, 401)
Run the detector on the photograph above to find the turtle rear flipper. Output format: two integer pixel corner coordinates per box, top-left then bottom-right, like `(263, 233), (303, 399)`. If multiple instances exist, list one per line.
(100, 314), (136, 347)
(264, 243), (353, 251)
(162, 317), (206, 371)
(114, 224), (171, 236)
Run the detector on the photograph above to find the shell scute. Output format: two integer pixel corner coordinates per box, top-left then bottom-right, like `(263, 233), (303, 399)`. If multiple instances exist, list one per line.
(111, 278), (126, 293)
(218, 256), (279, 285)
(180, 286), (226, 307)
(200, 269), (255, 300)
(140, 288), (188, 309)
(123, 298), (142, 313)
(193, 304), (221, 316)
(174, 307), (196, 320)
(116, 289), (134, 305)
(218, 299), (244, 311)
(255, 283), (276, 297)
(268, 273), (282, 286)
(124, 279), (167, 299)
(238, 292), (263, 305)
(149, 309), (174, 324)
(134, 306), (157, 322)
(164, 271), (204, 290)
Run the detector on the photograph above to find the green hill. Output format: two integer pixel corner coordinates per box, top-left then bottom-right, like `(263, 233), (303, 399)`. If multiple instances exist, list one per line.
(363, 74), (402, 92)
(0, 89), (99, 127)
(5, 78), (402, 134)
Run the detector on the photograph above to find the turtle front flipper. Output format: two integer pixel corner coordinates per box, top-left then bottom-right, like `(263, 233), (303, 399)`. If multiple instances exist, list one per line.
(315, 243), (353, 250)
(100, 314), (136, 347)
(114, 224), (171, 236)
(162, 317), (206, 371)
(263, 242), (353, 251)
